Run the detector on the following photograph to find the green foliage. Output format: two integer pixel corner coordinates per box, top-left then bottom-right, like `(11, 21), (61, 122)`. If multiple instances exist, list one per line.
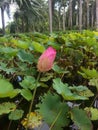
(13, 40), (29, 49)
(78, 67), (98, 79)
(17, 50), (34, 63)
(0, 63), (16, 74)
(47, 41), (61, 50)
(31, 41), (45, 53)
(0, 47), (18, 57)
(0, 36), (8, 43)
(20, 76), (36, 90)
(69, 85), (94, 98)
(0, 31), (98, 129)
(89, 78), (98, 91)
(0, 78), (20, 98)
(40, 73), (53, 82)
(9, 109), (24, 120)
(53, 78), (90, 100)
(20, 76), (36, 100)
(52, 64), (69, 74)
(85, 107), (98, 121)
(0, 102), (16, 115)
(37, 92), (69, 130)
(70, 108), (92, 130)
(20, 89), (33, 101)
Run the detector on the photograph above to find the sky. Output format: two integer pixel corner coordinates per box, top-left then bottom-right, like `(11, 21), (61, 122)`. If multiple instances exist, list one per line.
(0, 3), (17, 28)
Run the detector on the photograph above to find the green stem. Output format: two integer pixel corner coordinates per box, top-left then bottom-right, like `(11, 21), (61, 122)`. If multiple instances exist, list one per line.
(26, 72), (41, 130)
(7, 120), (12, 130)
(49, 109), (62, 130)
(90, 93), (98, 107)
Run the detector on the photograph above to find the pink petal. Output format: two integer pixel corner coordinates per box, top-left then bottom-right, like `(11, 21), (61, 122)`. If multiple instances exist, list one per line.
(37, 47), (56, 72)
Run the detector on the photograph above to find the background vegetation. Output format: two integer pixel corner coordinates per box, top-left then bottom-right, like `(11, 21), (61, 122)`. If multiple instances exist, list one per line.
(0, 0), (98, 34)
(0, 0), (98, 130)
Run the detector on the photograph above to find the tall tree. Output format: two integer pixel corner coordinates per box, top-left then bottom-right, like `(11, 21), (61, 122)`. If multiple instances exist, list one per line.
(91, 0), (95, 28)
(7, 0), (98, 32)
(86, 0), (90, 29)
(75, 0), (79, 27)
(63, 6), (66, 31)
(0, 0), (10, 34)
(48, 0), (53, 33)
(79, 0), (82, 31)
(96, 0), (98, 31)
(62, 0), (67, 31)
(52, 0), (63, 30)
(68, 0), (72, 29)
(11, 0), (44, 32)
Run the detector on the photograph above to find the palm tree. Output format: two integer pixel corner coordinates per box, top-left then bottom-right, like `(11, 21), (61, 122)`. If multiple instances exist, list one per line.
(8, 0), (98, 32)
(48, 0), (53, 33)
(86, 0), (90, 29)
(61, 0), (67, 31)
(96, 0), (98, 31)
(0, 0), (10, 34)
(11, 0), (45, 32)
(68, 0), (72, 29)
(79, 0), (82, 31)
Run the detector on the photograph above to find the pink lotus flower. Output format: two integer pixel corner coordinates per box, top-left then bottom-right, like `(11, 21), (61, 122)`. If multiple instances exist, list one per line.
(37, 47), (56, 72)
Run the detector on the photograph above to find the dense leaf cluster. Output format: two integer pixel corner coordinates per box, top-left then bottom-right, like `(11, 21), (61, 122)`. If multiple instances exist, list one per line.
(0, 31), (98, 130)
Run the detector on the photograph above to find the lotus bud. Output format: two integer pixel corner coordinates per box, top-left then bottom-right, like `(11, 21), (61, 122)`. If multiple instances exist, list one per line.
(37, 47), (56, 72)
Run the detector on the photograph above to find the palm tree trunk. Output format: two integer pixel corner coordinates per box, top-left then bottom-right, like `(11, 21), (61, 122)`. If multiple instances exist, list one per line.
(63, 7), (66, 31)
(1, 6), (5, 35)
(68, 0), (72, 29)
(58, 7), (61, 30)
(96, 0), (98, 31)
(79, 0), (82, 31)
(76, 1), (79, 27)
(48, 0), (53, 33)
(91, 1), (94, 29)
(83, 11), (86, 28)
(86, 0), (89, 29)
